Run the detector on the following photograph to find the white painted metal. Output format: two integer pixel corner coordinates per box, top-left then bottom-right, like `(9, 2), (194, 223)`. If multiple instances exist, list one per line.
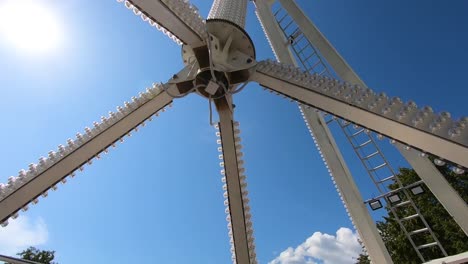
(0, 85), (173, 224)
(216, 98), (256, 264)
(396, 143), (468, 236)
(423, 251), (468, 264)
(208, 0), (248, 28)
(121, 0), (205, 46)
(303, 110), (395, 264)
(277, 0), (365, 86)
(0, 254), (41, 264)
(1, 1), (466, 263)
(337, 122), (447, 261)
(253, 1), (393, 263)
(252, 62), (468, 168)
(277, 0), (468, 237)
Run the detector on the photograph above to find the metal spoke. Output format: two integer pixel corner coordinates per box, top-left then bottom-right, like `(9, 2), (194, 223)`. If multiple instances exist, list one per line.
(215, 98), (256, 264)
(0, 83), (173, 226)
(252, 60), (468, 168)
(118, 0), (206, 46)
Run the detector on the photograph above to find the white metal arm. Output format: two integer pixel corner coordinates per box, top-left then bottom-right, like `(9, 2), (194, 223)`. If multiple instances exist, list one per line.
(215, 98), (257, 264)
(0, 254), (42, 264)
(0, 84), (173, 226)
(251, 60), (468, 168)
(119, 0), (206, 46)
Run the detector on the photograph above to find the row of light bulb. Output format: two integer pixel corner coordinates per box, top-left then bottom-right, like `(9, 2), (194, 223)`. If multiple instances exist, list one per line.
(256, 60), (467, 173)
(215, 122), (258, 264)
(161, 0), (206, 37)
(0, 84), (169, 227)
(297, 105), (371, 261)
(256, 60), (468, 147)
(118, 0), (206, 46)
(254, 10), (281, 63)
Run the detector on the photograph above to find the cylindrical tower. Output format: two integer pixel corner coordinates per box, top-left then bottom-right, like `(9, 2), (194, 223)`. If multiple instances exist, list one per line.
(184, 0), (255, 101)
(208, 0), (248, 28)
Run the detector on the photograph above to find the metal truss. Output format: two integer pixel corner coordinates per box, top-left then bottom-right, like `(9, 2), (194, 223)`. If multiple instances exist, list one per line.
(1, 0), (467, 263)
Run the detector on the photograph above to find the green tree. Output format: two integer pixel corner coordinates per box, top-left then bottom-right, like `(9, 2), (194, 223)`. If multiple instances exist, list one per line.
(357, 166), (468, 263)
(14, 247), (57, 264)
(355, 245), (371, 264)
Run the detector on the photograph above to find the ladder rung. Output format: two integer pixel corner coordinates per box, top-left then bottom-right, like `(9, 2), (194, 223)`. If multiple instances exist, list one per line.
(351, 129), (365, 137)
(273, 8), (282, 17)
(377, 175), (394, 183)
(302, 51), (318, 63)
(282, 20), (295, 31)
(393, 200), (410, 208)
(309, 60), (322, 72)
(355, 140), (371, 149)
(402, 214), (419, 221)
(363, 151), (380, 160)
(417, 242), (439, 250)
(290, 28), (301, 40)
(277, 14), (289, 24)
(370, 163), (387, 171)
(293, 33), (305, 44)
(297, 43), (311, 54)
(409, 228), (429, 236)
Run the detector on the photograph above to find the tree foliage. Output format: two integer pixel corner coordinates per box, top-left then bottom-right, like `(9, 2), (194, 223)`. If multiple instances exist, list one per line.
(9, 247), (57, 264)
(357, 166), (468, 263)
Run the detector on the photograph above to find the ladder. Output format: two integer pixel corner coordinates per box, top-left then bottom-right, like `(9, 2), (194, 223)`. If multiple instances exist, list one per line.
(273, 3), (448, 262)
(273, 5), (333, 78)
(338, 121), (448, 262)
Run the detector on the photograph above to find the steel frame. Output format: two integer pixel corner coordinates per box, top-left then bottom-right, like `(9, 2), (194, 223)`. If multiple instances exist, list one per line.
(253, 0), (393, 263)
(277, 0), (468, 236)
(1, 0), (467, 264)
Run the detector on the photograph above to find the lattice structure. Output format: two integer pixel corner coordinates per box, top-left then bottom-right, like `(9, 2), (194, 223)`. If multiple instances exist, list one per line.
(1, 0), (467, 263)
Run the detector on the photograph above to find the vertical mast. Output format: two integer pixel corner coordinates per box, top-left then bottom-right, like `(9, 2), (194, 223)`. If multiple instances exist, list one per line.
(208, 0), (248, 28)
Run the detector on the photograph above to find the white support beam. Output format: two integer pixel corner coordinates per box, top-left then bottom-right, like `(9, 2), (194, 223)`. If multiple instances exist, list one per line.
(216, 98), (256, 264)
(303, 110), (394, 264)
(278, 0), (468, 237)
(396, 143), (468, 236)
(252, 62), (468, 168)
(253, 1), (393, 263)
(0, 254), (41, 264)
(0, 86), (173, 225)
(423, 251), (468, 264)
(277, 0), (366, 87)
(122, 0), (205, 46)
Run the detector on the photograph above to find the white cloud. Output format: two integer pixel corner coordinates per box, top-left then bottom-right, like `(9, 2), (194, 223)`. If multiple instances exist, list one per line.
(269, 227), (362, 264)
(0, 216), (48, 256)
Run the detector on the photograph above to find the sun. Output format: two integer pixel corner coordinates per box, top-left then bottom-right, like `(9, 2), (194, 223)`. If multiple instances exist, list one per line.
(0, 0), (63, 54)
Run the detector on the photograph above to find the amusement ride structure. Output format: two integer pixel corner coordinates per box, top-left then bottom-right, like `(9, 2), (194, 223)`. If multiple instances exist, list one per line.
(0, 0), (467, 263)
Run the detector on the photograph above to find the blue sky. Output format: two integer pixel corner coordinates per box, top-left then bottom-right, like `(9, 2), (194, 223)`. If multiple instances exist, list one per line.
(0, 0), (467, 263)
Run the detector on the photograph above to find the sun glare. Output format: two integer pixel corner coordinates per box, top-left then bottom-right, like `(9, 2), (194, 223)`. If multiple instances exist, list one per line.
(0, 0), (63, 54)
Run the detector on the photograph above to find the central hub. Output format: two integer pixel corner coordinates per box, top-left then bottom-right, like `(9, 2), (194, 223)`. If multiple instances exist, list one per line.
(195, 69), (229, 98)
(181, 19), (257, 99)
